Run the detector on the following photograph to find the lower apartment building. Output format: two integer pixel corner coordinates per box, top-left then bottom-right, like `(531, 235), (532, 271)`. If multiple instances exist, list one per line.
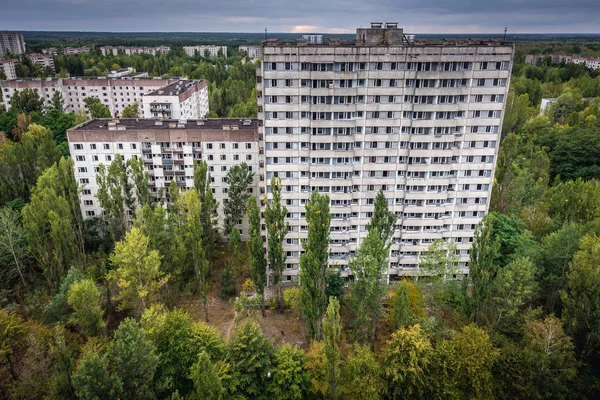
(0, 77), (208, 119)
(256, 23), (514, 281)
(183, 45), (228, 58)
(0, 59), (18, 80)
(67, 118), (260, 239)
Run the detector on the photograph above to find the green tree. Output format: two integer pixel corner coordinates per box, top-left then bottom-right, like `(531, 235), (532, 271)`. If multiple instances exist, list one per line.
(340, 344), (384, 400)
(268, 344), (309, 400)
(264, 176), (289, 311)
(44, 266), (85, 324)
(67, 278), (105, 336)
(109, 227), (168, 316)
(110, 318), (159, 400)
(121, 102), (140, 118)
(384, 324), (432, 399)
(562, 234), (600, 359)
(72, 347), (123, 400)
(10, 88), (44, 113)
(419, 238), (459, 279)
(96, 154), (128, 243)
(227, 321), (272, 399)
(366, 190), (397, 247)
(189, 351), (224, 400)
(388, 281), (413, 331)
(74, 110), (89, 125)
(174, 189), (210, 321)
(22, 163), (76, 288)
(223, 162), (253, 234)
(194, 160), (219, 257)
(348, 228), (387, 343)
(50, 90), (66, 112)
(305, 341), (328, 398)
(247, 195), (267, 315)
(322, 296), (341, 399)
(0, 207), (30, 290)
(127, 157), (150, 208)
(468, 216), (501, 323)
(300, 190), (330, 340)
(325, 269), (345, 301)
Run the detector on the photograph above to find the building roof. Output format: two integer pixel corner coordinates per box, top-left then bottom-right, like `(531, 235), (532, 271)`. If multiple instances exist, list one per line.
(70, 118), (258, 132)
(145, 80), (206, 97)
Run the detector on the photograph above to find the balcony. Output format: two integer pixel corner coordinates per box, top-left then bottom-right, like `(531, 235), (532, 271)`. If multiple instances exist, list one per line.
(142, 148), (152, 154)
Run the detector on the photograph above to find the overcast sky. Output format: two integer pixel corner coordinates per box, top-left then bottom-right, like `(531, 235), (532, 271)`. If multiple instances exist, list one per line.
(1, 0), (599, 33)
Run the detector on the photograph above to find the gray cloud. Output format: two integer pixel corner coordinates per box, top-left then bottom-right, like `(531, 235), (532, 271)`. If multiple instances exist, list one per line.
(1, 0), (598, 33)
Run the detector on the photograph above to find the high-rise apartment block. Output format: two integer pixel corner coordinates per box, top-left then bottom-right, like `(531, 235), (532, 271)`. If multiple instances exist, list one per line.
(0, 31), (26, 55)
(183, 45), (228, 58)
(0, 77), (208, 119)
(256, 23), (514, 280)
(67, 118), (260, 238)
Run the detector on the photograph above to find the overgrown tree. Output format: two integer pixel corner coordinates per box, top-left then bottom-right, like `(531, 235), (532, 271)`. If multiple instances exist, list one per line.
(121, 102), (140, 118)
(268, 344), (309, 400)
(247, 195), (267, 315)
(67, 278), (105, 336)
(194, 160), (218, 257)
(189, 351), (224, 400)
(340, 344), (384, 400)
(419, 238), (459, 279)
(72, 347), (122, 400)
(50, 90), (66, 112)
(109, 227), (168, 316)
(223, 162), (253, 234)
(264, 176), (289, 311)
(322, 296), (341, 400)
(300, 190), (330, 340)
(10, 88), (44, 113)
(0, 207), (30, 291)
(366, 190), (397, 247)
(110, 318), (159, 400)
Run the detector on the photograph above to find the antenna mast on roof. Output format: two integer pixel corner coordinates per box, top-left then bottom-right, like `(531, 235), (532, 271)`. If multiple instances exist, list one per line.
(504, 27), (507, 41)
(265, 27), (268, 40)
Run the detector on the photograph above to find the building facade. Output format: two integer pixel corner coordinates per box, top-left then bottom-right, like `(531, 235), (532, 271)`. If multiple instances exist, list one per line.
(0, 31), (26, 55)
(100, 46), (171, 56)
(239, 45), (262, 60)
(525, 54), (600, 70)
(67, 118), (261, 239)
(142, 80), (209, 120)
(0, 59), (18, 80)
(26, 54), (55, 71)
(257, 23), (514, 280)
(0, 77), (206, 118)
(183, 45), (228, 58)
(63, 46), (90, 55)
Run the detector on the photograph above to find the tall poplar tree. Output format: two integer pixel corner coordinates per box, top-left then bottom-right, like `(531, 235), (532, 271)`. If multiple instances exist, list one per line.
(194, 160), (219, 257)
(323, 296), (341, 400)
(224, 162), (253, 235)
(247, 195), (267, 316)
(300, 190), (330, 340)
(264, 177), (289, 311)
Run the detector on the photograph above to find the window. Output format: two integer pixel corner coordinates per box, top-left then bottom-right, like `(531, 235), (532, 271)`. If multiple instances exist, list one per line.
(220, 143), (226, 149)
(246, 155), (252, 160)
(233, 143), (239, 149)
(86, 211), (96, 217)
(221, 166), (227, 172)
(105, 155), (112, 161)
(220, 155), (226, 161)
(117, 143), (123, 150)
(92, 155), (99, 161)
(103, 144), (110, 150)
(246, 143), (252, 149)
(80, 178), (90, 184)
(207, 143), (213, 149)
(74, 144), (83, 150)
(83, 189), (92, 195)
(78, 167), (87, 173)
(84, 200), (93, 206)
(76, 156), (85, 161)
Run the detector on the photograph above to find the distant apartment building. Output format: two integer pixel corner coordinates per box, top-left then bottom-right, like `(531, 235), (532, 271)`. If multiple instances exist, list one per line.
(26, 54), (55, 71)
(0, 59), (18, 80)
(526, 54), (600, 69)
(0, 77), (207, 117)
(142, 80), (209, 120)
(63, 46), (90, 55)
(239, 45), (262, 60)
(302, 34), (323, 44)
(100, 46), (171, 56)
(42, 47), (58, 55)
(67, 118), (260, 239)
(183, 45), (227, 58)
(257, 22), (514, 280)
(0, 31), (26, 55)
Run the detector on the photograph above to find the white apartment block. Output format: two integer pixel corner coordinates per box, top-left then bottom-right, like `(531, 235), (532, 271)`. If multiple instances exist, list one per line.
(257, 23), (514, 281)
(239, 45), (262, 60)
(100, 46), (171, 56)
(63, 46), (90, 55)
(0, 59), (18, 80)
(184, 45), (228, 58)
(302, 34), (323, 44)
(26, 54), (55, 71)
(142, 80), (209, 120)
(67, 118), (260, 239)
(0, 77), (206, 118)
(0, 31), (26, 55)
(525, 54), (600, 70)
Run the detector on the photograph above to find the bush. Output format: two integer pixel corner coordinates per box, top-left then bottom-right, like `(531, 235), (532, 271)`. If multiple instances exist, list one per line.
(283, 287), (301, 316)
